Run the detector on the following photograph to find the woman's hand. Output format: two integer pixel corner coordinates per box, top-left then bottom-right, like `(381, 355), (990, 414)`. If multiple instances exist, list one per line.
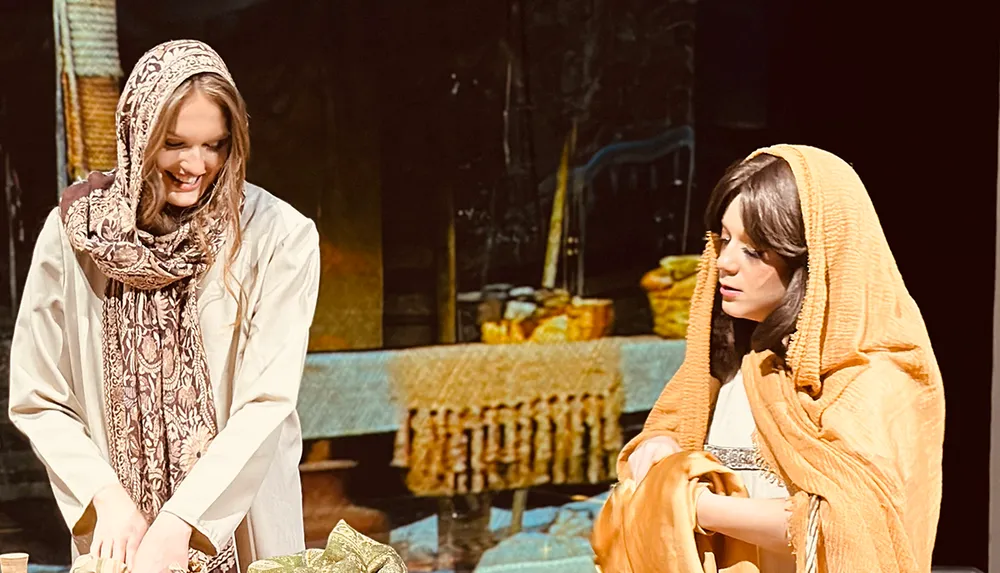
(90, 483), (149, 567)
(627, 435), (682, 483)
(131, 512), (193, 573)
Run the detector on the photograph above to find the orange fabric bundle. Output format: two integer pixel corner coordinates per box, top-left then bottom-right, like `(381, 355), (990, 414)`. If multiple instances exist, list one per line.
(592, 450), (760, 573)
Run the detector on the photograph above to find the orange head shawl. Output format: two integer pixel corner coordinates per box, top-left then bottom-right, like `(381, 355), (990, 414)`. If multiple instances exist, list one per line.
(616, 144), (945, 572)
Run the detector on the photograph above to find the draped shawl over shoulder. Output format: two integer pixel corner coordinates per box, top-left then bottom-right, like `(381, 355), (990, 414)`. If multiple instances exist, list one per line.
(60, 39), (243, 572)
(617, 145), (945, 572)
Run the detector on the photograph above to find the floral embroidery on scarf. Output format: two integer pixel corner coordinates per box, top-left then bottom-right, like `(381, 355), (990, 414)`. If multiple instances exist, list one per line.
(62, 39), (242, 573)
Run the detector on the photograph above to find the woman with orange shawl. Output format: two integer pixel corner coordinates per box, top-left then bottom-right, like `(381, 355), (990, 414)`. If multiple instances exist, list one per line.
(593, 145), (945, 572)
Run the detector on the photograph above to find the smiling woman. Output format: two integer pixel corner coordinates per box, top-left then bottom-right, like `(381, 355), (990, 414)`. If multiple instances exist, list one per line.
(141, 72), (248, 237)
(156, 92), (228, 204)
(7, 40), (319, 573)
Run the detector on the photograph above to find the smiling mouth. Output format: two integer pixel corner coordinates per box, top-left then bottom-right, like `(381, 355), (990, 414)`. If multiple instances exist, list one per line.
(166, 171), (202, 192)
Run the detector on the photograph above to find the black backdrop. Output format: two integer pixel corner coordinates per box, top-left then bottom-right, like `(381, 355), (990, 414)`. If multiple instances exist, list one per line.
(697, 1), (999, 569)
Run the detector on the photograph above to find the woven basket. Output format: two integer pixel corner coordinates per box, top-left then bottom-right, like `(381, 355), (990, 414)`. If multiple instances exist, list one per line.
(565, 298), (614, 341)
(641, 254), (700, 339)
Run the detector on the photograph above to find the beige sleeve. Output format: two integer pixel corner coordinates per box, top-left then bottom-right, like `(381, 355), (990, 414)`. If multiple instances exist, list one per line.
(7, 209), (121, 535)
(160, 218), (321, 555)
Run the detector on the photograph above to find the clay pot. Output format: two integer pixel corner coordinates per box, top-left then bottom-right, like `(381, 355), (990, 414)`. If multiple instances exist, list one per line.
(300, 460), (391, 547)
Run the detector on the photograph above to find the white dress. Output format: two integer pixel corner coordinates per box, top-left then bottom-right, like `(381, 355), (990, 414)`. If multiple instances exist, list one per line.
(705, 369), (795, 573)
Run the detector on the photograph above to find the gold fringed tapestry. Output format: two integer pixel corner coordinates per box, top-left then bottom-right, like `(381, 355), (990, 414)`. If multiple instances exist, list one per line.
(390, 338), (624, 496)
(55, 0), (123, 181)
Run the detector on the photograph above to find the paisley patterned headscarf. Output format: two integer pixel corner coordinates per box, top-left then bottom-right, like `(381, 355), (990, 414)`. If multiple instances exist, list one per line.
(61, 39), (244, 572)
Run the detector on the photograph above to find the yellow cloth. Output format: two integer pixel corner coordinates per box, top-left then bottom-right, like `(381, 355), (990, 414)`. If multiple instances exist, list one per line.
(247, 520), (405, 573)
(592, 451), (759, 573)
(613, 145), (945, 572)
(391, 339), (623, 496)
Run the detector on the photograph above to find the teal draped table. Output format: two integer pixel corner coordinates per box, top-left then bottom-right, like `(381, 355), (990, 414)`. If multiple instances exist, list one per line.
(296, 337), (685, 441)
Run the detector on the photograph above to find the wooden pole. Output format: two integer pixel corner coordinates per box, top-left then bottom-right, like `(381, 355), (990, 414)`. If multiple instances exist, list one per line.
(542, 130), (573, 289)
(437, 184), (457, 344)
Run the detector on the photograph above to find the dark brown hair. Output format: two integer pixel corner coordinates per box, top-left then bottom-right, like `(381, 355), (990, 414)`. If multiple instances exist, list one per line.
(704, 153), (808, 382)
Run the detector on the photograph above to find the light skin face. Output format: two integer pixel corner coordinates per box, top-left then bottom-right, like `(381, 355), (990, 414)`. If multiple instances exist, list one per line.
(154, 90), (229, 208)
(629, 195), (798, 557)
(716, 194), (792, 323)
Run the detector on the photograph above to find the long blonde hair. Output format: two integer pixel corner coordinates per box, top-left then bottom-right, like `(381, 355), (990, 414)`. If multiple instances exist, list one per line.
(139, 72), (251, 317)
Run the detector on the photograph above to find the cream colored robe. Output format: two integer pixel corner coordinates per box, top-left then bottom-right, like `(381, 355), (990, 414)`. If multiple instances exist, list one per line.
(8, 183), (320, 569)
